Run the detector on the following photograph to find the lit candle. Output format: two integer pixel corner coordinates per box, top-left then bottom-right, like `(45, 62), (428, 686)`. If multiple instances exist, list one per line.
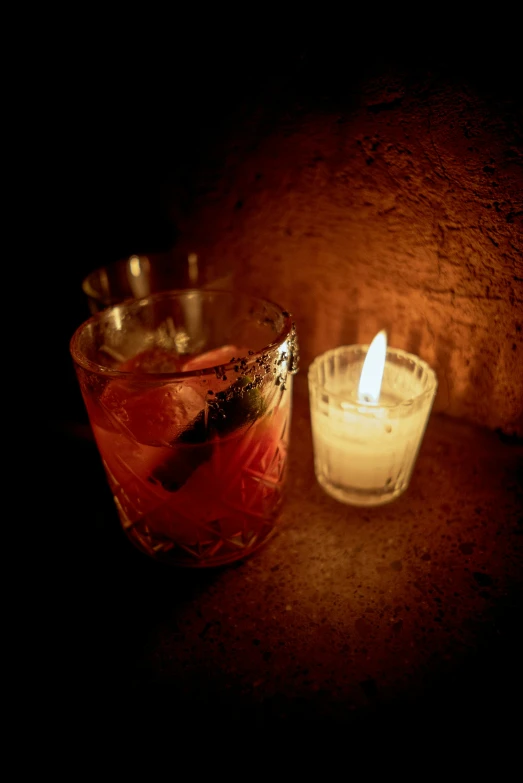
(308, 332), (438, 506)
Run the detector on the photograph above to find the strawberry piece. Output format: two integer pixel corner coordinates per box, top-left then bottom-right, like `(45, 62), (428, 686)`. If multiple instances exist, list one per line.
(182, 345), (248, 372)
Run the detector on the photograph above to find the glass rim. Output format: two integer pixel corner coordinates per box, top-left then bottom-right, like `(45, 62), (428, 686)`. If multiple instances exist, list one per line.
(308, 343), (438, 410)
(70, 287), (294, 380)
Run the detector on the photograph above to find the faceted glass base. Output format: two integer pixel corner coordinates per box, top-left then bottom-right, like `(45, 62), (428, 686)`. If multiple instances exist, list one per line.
(316, 472), (407, 507)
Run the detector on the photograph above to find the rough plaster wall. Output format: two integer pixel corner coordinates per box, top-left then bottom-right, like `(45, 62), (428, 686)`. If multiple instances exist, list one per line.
(173, 71), (523, 436)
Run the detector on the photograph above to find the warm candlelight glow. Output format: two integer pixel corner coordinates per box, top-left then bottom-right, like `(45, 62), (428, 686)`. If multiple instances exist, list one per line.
(129, 255), (142, 278)
(188, 253), (199, 284)
(126, 255), (151, 299)
(358, 329), (387, 403)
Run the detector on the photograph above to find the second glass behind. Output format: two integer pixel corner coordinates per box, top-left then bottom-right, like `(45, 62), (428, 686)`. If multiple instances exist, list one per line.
(82, 250), (232, 314)
(70, 289), (299, 568)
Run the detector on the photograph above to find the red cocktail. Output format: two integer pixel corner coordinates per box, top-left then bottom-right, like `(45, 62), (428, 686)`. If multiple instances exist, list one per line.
(70, 290), (298, 567)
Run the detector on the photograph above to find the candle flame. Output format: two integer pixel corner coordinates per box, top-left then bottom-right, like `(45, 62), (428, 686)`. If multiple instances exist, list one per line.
(358, 330), (387, 403)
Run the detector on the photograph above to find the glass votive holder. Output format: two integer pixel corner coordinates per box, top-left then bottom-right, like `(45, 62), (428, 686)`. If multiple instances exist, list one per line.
(308, 344), (438, 507)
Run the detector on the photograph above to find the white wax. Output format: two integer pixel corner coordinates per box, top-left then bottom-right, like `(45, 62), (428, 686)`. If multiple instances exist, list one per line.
(310, 396), (426, 491)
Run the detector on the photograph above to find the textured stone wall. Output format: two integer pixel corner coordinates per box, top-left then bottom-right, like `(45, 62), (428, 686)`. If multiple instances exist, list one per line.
(171, 68), (523, 436)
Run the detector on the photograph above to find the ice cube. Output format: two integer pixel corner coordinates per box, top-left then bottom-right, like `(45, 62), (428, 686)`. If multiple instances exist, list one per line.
(100, 378), (206, 446)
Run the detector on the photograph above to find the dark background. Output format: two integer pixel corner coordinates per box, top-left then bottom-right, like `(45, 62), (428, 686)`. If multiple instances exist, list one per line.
(56, 23), (521, 270)
(42, 19), (521, 426)
(45, 20), (521, 270)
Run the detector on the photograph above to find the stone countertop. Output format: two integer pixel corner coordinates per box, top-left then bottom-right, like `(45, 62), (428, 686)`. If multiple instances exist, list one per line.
(51, 373), (522, 727)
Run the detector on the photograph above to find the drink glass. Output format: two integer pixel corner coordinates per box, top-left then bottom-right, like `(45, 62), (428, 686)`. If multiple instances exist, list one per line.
(70, 289), (299, 567)
(82, 250), (232, 314)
